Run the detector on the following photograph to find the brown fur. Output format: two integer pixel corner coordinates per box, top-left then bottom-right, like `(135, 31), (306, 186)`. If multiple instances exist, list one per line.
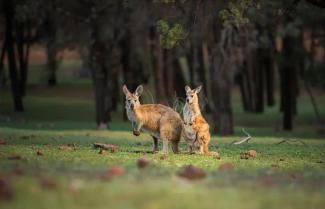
(123, 85), (183, 154)
(183, 85), (211, 154)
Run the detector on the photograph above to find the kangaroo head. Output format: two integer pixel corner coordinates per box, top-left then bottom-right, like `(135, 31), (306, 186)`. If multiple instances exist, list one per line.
(185, 85), (202, 105)
(122, 85), (143, 110)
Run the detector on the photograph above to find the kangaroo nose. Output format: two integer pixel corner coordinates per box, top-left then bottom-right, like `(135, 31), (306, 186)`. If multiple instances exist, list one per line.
(186, 98), (189, 103)
(130, 104), (134, 109)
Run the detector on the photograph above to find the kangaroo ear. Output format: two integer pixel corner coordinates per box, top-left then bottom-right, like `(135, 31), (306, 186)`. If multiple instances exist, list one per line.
(194, 85), (202, 93)
(185, 85), (191, 92)
(135, 85), (143, 96)
(122, 85), (131, 96)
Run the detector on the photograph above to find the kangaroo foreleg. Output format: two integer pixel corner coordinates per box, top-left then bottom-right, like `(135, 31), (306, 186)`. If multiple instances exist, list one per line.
(133, 122), (143, 136)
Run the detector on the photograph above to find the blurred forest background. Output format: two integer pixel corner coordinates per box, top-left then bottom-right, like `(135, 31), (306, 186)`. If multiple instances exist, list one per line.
(0, 0), (325, 136)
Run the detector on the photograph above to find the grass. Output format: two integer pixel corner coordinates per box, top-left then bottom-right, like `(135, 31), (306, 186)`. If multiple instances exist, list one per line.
(0, 62), (325, 209)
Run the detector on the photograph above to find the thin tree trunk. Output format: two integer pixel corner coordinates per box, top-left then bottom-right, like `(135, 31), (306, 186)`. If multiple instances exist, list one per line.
(152, 35), (168, 104)
(211, 51), (234, 135)
(16, 21), (31, 96)
(0, 39), (7, 87)
(90, 23), (111, 129)
(4, 0), (24, 111)
(281, 34), (297, 130)
(255, 48), (264, 113)
(265, 47), (275, 106)
(47, 41), (57, 86)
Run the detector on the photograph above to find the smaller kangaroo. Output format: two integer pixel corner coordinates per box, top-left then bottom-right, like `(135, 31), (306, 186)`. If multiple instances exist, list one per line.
(123, 85), (183, 154)
(182, 85), (211, 154)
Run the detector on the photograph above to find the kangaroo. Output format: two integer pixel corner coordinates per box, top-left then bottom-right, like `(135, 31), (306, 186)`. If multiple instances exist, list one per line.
(182, 85), (211, 154)
(122, 85), (183, 154)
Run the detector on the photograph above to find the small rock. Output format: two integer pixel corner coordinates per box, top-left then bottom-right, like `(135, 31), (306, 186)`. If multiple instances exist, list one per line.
(218, 162), (234, 171)
(178, 165), (206, 180)
(137, 157), (150, 169)
(102, 166), (125, 180)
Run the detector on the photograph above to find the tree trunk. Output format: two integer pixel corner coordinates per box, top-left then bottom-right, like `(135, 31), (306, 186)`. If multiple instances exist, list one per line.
(90, 23), (112, 129)
(163, 49), (175, 104)
(47, 41), (57, 86)
(265, 47), (275, 106)
(4, 0), (24, 111)
(0, 39), (7, 88)
(210, 51), (234, 135)
(152, 35), (168, 104)
(16, 21), (31, 96)
(255, 47), (265, 113)
(281, 34), (297, 130)
(45, 11), (58, 87)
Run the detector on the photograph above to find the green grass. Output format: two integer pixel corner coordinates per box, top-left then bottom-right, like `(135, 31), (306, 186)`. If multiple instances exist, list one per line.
(0, 62), (325, 209)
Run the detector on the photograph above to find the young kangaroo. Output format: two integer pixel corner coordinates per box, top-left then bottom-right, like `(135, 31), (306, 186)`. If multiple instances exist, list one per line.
(123, 85), (183, 154)
(182, 85), (210, 154)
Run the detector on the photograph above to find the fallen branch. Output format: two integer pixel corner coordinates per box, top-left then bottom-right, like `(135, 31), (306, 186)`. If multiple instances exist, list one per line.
(232, 128), (252, 145)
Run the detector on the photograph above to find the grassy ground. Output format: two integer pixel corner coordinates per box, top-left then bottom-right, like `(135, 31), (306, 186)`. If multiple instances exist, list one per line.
(0, 63), (325, 209)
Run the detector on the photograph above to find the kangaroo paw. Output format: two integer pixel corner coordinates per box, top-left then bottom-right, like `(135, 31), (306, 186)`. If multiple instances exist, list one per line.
(133, 130), (140, 136)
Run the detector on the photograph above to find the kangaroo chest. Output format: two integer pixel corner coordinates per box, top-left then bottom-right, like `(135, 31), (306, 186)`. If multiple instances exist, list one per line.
(126, 108), (136, 124)
(183, 104), (197, 124)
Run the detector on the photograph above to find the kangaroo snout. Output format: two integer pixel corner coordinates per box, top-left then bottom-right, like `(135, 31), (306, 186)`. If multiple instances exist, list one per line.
(130, 103), (134, 109)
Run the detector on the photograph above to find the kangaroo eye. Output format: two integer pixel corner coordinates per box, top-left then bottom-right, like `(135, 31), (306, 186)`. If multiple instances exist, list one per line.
(127, 99), (131, 102)
(191, 95), (194, 98)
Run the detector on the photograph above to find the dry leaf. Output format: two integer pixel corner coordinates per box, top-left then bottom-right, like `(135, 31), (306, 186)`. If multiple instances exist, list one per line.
(0, 139), (6, 145)
(218, 162), (234, 171)
(0, 177), (13, 201)
(40, 177), (57, 190)
(160, 155), (167, 160)
(36, 151), (43, 156)
(102, 166), (125, 180)
(178, 165), (206, 180)
(247, 150), (257, 157)
(7, 155), (22, 160)
(137, 157), (150, 169)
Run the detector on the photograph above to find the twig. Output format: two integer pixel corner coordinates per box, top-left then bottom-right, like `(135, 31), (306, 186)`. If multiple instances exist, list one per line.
(232, 128), (252, 145)
(275, 139), (307, 146)
(145, 89), (155, 104)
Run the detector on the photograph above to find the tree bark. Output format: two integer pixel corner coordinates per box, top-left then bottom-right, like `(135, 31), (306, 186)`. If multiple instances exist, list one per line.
(16, 21), (31, 96)
(45, 8), (58, 87)
(281, 34), (297, 130)
(151, 35), (168, 104)
(210, 50), (234, 135)
(0, 39), (7, 88)
(265, 47), (275, 106)
(90, 23), (112, 129)
(4, 0), (24, 111)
